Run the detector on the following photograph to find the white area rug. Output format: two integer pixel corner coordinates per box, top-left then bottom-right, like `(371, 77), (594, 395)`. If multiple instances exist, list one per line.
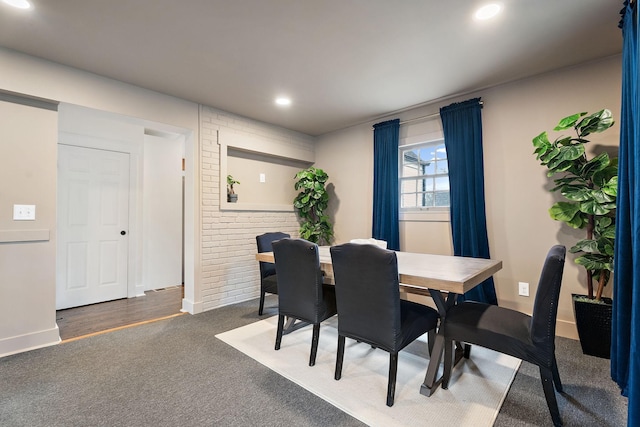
(216, 316), (521, 427)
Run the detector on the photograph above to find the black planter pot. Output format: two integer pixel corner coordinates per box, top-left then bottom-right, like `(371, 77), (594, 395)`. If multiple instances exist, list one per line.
(572, 294), (612, 359)
(227, 194), (238, 203)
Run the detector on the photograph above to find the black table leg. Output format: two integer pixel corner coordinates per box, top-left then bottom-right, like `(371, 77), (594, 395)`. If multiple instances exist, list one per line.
(420, 289), (458, 396)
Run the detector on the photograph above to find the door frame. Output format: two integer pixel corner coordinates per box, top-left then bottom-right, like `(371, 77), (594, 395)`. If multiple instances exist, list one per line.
(58, 103), (201, 314)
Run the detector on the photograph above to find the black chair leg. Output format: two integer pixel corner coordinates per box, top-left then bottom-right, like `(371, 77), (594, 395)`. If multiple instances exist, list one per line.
(310, 323), (320, 366)
(539, 366), (563, 427)
(335, 335), (345, 380)
(387, 352), (398, 407)
(551, 355), (563, 392)
(258, 291), (265, 315)
(442, 338), (454, 389)
(275, 314), (285, 350)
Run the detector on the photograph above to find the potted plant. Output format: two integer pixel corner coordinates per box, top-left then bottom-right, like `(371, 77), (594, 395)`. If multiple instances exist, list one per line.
(227, 174), (240, 203)
(293, 166), (333, 245)
(532, 109), (617, 358)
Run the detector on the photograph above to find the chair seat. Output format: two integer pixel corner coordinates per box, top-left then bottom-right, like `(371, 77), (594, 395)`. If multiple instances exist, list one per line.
(262, 274), (278, 295)
(444, 302), (555, 366)
(398, 300), (440, 350)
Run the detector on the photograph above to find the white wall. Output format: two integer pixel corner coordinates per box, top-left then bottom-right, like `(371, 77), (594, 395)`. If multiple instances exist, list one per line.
(316, 56), (622, 339)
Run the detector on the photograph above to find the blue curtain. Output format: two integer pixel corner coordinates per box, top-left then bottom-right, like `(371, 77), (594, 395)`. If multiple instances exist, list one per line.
(612, 2), (639, 426)
(372, 119), (400, 250)
(440, 98), (497, 305)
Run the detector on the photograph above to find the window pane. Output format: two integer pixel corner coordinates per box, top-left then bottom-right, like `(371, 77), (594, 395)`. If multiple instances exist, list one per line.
(435, 176), (449, 191)
(403, 150), (419, 168)
(421, 177), (434, 192)
(401, 179), (418, 192)
(422, 192), (434, 207)
(402, 193), (417, 208)
(435, 191), (450, 207)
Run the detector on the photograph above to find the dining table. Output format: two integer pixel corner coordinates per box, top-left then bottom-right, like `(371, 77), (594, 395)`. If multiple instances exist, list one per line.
(255, 245), (503, 396)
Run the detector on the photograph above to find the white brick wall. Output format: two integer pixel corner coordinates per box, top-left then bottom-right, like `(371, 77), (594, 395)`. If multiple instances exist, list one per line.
(199, 105), (314, 310)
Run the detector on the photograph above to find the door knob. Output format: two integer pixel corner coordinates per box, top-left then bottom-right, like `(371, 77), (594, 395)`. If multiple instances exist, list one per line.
(120, 230), (127, 235)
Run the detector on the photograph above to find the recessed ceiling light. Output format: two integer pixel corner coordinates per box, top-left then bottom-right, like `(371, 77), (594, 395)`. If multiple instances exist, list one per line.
(2, 0), (32, 9)
(474, 3), (502, 21)
(275, 97), (291, 107)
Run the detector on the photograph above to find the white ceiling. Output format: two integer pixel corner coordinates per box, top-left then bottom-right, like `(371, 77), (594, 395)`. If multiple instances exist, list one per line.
(0, 0), (623, 136)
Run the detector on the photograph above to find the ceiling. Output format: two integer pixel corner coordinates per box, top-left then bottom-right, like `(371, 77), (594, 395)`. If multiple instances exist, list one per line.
(0, 0), (623, 136)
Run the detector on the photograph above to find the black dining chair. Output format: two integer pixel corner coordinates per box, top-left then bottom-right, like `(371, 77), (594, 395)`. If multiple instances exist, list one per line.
(255, 232), (290, 315)
(330, 243), (440, 407)
(441, 245), (566, 426)
(272, 238), (337, 366)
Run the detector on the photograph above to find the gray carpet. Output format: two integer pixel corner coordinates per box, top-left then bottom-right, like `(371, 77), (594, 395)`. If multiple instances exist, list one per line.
(0, 297), (628, 426)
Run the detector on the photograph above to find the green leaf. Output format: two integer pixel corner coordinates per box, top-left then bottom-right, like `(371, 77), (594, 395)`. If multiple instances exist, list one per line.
(539, 146), (561, 164)
(580, 152), (610, 178)
(549, 202), (581, 227)
(576, 109), (615, 137)
(595, 216), (613, 230)
(554, 112), (586, 131)
(554, 136), (574, 147)
(532, 132), (551, 149)
(597, 237), (615, 256)
(593, 164), (618, 187)
(575, 253), (613, 272)
(601, 176), (618, 197)
(560, 185), (591, 201)
(546, 145), (585, 170)
(570, 239), (599, 253)
(579, 199), (614, 215)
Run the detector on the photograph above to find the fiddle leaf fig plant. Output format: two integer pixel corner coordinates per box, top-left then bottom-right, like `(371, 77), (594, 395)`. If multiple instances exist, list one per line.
(532, 109), (617, 301)
(293, 167), (333, 245)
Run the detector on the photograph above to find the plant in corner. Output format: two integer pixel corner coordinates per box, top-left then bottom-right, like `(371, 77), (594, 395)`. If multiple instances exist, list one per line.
(293, 166), (333, 245)
(532, 109), (617, 358)
(227, 174), (240, 203)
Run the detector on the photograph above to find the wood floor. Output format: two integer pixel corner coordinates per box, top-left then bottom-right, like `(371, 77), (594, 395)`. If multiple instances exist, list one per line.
(56, 285), (184, 341)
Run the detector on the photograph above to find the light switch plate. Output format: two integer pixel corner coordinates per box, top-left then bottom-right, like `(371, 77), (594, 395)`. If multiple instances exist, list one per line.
(259, 173), (266, 183)
(518, 281), (530, 297)
(13, 204), (36, 221)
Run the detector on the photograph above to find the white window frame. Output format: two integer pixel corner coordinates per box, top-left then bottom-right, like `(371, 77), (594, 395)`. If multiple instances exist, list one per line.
(399, 138), (450, 222)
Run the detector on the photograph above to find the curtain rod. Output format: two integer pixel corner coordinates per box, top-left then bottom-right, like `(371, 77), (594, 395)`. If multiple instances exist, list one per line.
(371, 101), (484, 130)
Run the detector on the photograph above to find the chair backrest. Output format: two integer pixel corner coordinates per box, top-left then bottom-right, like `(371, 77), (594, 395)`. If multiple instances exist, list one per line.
(330, 243), (402, 351)
(530, 245), (566, 346)
(256, 232), (290, 278)
(272, 238), (325, 322)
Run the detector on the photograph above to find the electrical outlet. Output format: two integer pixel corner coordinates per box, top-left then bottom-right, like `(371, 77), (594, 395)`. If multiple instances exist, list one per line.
(518, 281), (529, 297)
(259, 173), (266, 183)
(13, 204), (36, 221)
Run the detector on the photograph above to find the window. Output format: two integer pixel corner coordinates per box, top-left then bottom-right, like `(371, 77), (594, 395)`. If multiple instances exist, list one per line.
(399, 139), (449, 210)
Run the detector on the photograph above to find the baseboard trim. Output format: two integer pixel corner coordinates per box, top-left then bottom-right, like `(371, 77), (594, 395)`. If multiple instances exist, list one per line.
(556, 318), (579, 340)
(0, 325), (61, 358)
(181, 298), (203, 314)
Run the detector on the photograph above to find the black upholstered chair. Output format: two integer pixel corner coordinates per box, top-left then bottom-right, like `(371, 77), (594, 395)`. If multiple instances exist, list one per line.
(441, 245), (566, 426)
(256, 232), (290, 315)
(330, 243), (440, 407)
(272, 238), (337, 366)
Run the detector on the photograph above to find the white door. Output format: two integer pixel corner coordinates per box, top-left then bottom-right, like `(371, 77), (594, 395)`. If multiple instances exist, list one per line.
(57, 144), (130, 310)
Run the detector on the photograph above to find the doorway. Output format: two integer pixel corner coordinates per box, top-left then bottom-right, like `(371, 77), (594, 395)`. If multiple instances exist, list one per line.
(56, 104), (195, 336)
